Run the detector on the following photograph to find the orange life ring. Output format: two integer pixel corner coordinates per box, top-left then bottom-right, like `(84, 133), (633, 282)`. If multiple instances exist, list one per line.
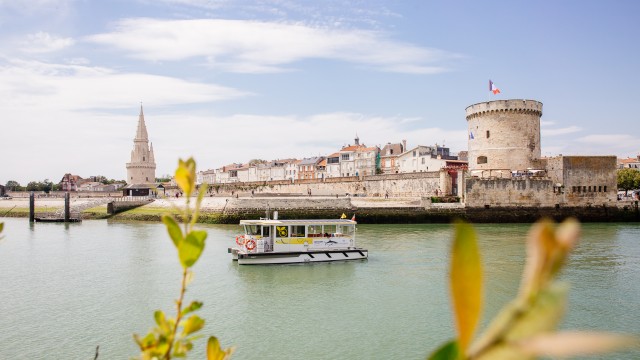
(236, 235), (246, 246)
(245, 239), (257, 251)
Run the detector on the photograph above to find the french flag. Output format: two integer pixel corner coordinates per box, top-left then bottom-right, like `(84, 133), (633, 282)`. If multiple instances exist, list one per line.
(489, 80), (501, 94)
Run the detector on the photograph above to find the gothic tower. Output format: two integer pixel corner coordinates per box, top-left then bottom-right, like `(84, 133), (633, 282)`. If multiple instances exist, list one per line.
(126, 105), (156, 185)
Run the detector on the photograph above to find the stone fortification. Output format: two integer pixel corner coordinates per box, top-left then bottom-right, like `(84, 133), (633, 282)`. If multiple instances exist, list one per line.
(211, 171), (446, 198)
(466, 99), (542, 172)
(465, 156), (618, 208)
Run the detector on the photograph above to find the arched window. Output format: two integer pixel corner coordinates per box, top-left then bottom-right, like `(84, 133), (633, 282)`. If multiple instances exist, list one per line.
(477, 156), (488, 164)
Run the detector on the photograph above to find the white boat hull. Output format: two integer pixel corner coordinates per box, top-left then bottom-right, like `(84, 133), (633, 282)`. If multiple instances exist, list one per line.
(229, 248), (368, 265)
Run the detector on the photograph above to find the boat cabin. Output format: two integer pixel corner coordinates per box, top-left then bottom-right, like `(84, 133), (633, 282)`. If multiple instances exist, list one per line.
(239, 219), (356, 253)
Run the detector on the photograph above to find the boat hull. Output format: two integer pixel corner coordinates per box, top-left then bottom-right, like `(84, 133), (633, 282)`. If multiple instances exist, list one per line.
(230, 248), (368, 265)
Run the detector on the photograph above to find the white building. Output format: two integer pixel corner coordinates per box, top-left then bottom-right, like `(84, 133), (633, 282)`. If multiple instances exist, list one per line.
(397, 145), (455, 173)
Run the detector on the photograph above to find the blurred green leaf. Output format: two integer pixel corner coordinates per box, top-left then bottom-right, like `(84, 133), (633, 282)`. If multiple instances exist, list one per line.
(181, 301), (203, 316)
(162, 215), (183, 248)
(207, 336), (235, 360)
(175, 158), (196, 197)
(178, 230), (207, 268)
(182, 314), (205, 336)
(450, 221), (483, 352)
(427, 340), (459, 360)
(154, 310), (171, 334)
(506, 283), (568, 341)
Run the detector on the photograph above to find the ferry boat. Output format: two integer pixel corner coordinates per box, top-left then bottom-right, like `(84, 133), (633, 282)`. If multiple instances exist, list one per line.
(228, 213), (368, 265)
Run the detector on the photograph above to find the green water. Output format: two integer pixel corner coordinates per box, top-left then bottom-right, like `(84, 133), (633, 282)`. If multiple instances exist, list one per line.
(0, 218), (638, 359)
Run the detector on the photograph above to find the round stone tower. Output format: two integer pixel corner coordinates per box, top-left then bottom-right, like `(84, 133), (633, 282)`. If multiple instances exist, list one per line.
(465, 99), (542, 172)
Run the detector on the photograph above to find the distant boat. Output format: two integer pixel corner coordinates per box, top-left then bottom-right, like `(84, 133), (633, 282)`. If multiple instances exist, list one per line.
(228, 212), (368, 265)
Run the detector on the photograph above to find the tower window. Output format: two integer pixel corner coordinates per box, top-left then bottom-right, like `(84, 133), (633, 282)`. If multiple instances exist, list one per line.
(486, 130), (490, 138)
(477, 156), (488, 164)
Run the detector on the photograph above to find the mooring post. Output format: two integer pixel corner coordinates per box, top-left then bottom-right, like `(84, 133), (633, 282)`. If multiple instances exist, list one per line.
(29, 192), (35, 222)
(64, 192), (70, 222)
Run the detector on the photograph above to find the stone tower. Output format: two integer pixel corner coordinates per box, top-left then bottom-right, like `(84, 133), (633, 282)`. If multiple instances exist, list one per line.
(465, 99), (542, 172)
(126, 105), (156, 185)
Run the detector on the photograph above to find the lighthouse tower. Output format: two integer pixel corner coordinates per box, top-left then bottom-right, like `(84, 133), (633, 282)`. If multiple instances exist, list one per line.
(126, 105), (156, 185)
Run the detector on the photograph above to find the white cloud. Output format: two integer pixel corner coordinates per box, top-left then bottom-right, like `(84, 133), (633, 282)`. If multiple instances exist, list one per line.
(576, 134), (635, 146)
(0, 57), (248, 111)
(20, 32), (75, 53)
(86, 18), (458, 74)
(541, 126), (581, 136)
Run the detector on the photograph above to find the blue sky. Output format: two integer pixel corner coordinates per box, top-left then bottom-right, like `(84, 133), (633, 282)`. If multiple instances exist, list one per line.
(1, 0), (639, 185)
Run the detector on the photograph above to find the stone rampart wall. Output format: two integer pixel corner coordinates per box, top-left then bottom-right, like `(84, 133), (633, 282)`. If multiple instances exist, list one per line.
(207, 172), (443, 197)
(465, 178), (559, 207)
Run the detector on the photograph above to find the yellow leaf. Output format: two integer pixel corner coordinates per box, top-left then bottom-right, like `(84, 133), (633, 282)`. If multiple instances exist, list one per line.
(207, 336), (235, 360)
(517, 331), (640, 358)
(450, 221), (483, 353)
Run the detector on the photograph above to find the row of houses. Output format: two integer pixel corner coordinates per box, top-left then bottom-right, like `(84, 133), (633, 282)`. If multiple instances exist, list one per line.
(618, 155), (640, 169)
(59, 174), (125, 192)
(198, 136), (468, 184)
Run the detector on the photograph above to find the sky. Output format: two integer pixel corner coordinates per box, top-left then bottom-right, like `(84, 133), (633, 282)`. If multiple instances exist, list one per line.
(1, 0), (639, 185)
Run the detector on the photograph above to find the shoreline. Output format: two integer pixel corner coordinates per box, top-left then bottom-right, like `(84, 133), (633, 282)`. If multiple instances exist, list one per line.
(1, 196), (639, 223)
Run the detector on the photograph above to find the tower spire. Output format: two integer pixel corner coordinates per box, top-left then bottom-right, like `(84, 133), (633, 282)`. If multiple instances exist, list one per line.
(136, 104), (149, 141)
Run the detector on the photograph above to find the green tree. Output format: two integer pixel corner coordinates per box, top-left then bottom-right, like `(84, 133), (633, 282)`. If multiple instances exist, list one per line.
(617, 168), (640, 196)
(26, 181), (41, 191)
(5, 180), (20, 191)
(42, 179), (53, 194)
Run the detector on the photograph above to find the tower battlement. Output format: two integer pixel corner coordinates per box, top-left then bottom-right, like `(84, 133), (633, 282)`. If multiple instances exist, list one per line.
(465, 99), (543, 120)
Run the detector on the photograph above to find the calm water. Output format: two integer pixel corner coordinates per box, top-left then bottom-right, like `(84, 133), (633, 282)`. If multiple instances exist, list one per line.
(0, 218), (639, 359)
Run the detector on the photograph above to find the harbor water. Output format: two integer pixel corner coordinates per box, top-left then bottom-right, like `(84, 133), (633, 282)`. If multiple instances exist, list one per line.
(0, 218), (639, 359)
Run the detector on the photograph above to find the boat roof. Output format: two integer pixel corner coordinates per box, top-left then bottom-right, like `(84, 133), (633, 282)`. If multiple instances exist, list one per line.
(240, 219), (356, 226)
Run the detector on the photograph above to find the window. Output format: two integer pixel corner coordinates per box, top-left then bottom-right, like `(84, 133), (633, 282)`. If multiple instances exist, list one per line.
(422, 158), (425, 164)
(291, 225), (305, 237)
(341, 154), (349, 160)
(308, 225), (322, 237)
(583, 186), (586, 192)
(262, 226), (270, 237)
(486, 130), (490, 138)
(477, 156), (488, 164)
(598, 186), (602, 192)
(604, 186), (607, 192)
(323, 225), (336, 235)
(413, 151), (417, 157)
(143, 156), (145, 161)
(245, 225), (260, 235)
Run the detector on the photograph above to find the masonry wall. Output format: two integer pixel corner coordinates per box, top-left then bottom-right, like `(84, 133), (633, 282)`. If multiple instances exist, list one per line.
(465, 156), (618, 208)
(465, 178), (558, 208)
(209, 171), (445, 197)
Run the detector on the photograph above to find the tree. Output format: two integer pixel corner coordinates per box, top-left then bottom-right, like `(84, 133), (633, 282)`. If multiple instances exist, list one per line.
(5, 180), (20, 191)
(617, 168), (640, 195)
(26, 181), (41, 191)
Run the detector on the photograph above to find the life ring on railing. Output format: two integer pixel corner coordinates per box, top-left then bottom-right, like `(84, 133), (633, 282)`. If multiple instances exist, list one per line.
(236, 235), (246, 246)
(245, 239), (257, 251)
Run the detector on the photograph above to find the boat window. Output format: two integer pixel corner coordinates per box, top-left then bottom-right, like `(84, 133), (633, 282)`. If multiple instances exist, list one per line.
(291, 225), (305, 237)
(323, 225), (336, 236)
(337, 225), (354, 236)
(308, 225), (322, 237)
(275, 226), (289, 238)
(262, 226), (270, 237)
(244, 225), (260, 235)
